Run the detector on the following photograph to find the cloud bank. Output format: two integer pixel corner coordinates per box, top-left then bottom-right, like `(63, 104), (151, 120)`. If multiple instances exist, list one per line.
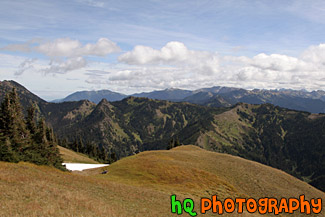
(113, 42), (325, 91)
(36, 38), (120, 58)
(3, 38), (325, 92)
(2, 38), (120, 74)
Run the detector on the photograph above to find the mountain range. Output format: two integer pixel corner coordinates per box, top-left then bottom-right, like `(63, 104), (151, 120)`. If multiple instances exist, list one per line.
(54, 85), (325, 113)
(0, 80), (324, 192)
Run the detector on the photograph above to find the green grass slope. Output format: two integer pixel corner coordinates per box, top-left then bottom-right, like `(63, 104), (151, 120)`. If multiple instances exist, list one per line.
(1, 145), (323, 216)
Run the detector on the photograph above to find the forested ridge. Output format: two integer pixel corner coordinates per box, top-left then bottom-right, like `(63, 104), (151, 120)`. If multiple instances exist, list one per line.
(207, 103), (325, 191)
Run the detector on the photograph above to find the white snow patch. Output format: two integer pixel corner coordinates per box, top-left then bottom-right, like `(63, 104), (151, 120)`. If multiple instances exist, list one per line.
(62, 163), (109, 171)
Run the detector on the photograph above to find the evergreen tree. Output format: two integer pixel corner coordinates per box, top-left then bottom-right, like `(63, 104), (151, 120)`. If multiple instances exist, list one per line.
(59, 137), (69, 148)
(110, 152), (117, 163)
(26, 106), (37, 136)
(46, 127), (55, 143)
(0, 137), (18, 162)
(0, 89), (30, 155)
(167, 136), (182, 150)
(35, 117), (48, 145)
(167, 137), (175, 150)
(0, 89), (65, 170)
(175, 137), (180, 147)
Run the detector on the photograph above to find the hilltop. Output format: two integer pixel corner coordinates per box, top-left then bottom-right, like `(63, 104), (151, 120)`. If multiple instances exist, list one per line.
(0, 146), (323, 216)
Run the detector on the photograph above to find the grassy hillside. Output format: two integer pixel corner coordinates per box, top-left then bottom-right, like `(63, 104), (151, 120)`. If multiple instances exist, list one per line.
(58, 146), (99, 164)
(1, 80), (324, 191)
(1, 146), (323, 217)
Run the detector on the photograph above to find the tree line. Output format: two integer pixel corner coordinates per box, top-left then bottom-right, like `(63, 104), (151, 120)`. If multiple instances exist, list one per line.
(58, 137), (118, 164)
(0, 88), (65, 170)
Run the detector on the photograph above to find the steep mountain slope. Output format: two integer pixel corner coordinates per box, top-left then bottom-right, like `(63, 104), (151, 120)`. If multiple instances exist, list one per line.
(42, 100), (96, 132)
(195, 103), (325, 191)
(55, 96), (228, 157)
(0, 80), (96, 121)
(54, 90), (127, 103)
(0, 146), (323, 216)
(0, 80), (46, 112)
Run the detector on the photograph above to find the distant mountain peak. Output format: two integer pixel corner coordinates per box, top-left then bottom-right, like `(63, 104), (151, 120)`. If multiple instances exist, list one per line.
(54, 88), (127, 104)
(97, 98), (112, 106)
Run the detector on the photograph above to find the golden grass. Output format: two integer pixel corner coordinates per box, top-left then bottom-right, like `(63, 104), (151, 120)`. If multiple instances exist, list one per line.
(0, 162), (171, 217)
(0, 145), (324, 216)
(100, 145), (325, 216)
(58, 146), (99, 164)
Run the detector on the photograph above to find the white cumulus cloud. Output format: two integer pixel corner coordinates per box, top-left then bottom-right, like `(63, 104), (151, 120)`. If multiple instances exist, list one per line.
(1, 37), (120, 75)
(301, 44), (325, 65)
(43, 57), (87, 74)
(250, 53), (303, 72)
(119, 41), (220, 75)
(36, 38), (120, 58)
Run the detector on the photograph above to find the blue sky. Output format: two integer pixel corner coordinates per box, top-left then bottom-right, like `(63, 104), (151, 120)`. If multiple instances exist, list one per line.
(1, 0), (325, 100)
